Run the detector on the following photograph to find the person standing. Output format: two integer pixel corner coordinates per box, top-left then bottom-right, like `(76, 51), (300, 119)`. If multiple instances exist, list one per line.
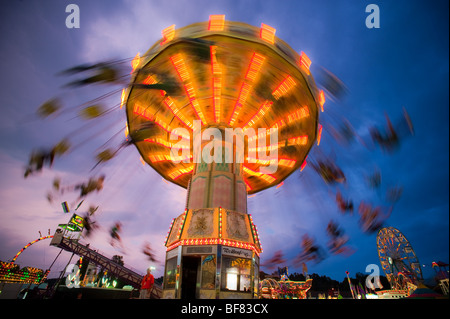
(139, 268), (154, 299)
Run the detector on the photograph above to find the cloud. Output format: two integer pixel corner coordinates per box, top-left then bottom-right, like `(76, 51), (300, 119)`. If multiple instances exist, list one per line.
(80, 0), (225, 63)
(0, 152), (69, 231)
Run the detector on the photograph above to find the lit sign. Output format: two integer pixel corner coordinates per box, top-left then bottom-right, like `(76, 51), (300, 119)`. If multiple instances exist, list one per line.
(222, 246), (252, 258)
(58, 214), (85, 232)
(70, 214), (84, 228)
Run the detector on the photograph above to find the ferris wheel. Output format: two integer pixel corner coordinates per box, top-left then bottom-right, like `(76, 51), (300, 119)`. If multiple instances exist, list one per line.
(376, 227), (423, 290)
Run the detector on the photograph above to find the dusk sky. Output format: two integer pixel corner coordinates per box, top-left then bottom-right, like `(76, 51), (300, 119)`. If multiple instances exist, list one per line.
(0, 0), (448, 284)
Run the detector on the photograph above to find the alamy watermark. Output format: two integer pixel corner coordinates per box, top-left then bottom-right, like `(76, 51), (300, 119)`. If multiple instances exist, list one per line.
(64, 262), (384, 289)
(65, 264), (81, 288)
(169, 120), (279, 174)
(365, 4), (380, 29)
(65, 4), (80, 29)
(365, 264), (383, 289)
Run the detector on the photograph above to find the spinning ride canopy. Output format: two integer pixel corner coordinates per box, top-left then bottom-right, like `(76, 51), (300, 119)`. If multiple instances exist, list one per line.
(125, 16), (323, 194)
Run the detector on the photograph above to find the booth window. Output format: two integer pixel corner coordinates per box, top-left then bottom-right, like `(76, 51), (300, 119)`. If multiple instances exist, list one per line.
(221, 257), (251, 292)
(164, 257), (177, 289)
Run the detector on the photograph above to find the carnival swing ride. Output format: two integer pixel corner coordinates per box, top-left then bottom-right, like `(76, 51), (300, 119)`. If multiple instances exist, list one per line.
(24, 15), (325, 298)
(124, 16), (323, 298)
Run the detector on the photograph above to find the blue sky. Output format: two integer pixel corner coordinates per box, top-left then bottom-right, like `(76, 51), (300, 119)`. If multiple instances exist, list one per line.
(0, 0), (448, 284)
